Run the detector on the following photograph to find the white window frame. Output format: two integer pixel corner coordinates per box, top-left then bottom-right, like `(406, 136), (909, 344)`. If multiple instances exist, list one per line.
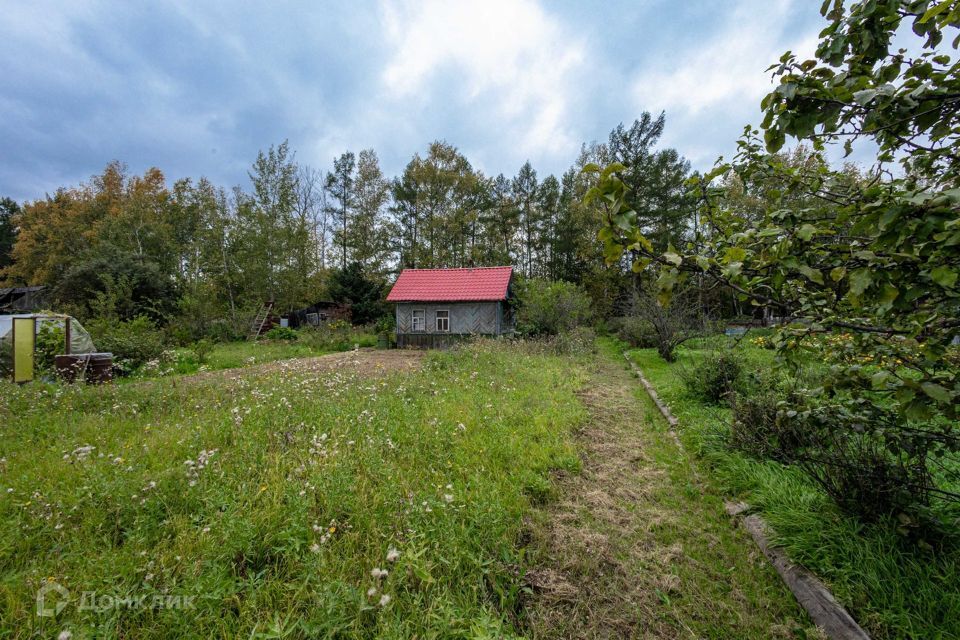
(436, 309), (450, 333)
(411, 309), (425, 332)
(306, 312), (319, 326)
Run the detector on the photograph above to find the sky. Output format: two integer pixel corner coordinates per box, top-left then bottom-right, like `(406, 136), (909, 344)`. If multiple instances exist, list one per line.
(0, 0), (835, 203)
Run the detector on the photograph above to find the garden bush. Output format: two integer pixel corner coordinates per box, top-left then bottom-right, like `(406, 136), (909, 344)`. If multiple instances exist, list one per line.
(729, 389), (805, 463)
(678, 349), (742, 404)
(514, 279), (592, 336)
(87, 315), (167, 374)
(263, 326), (298, 341)
(612, 316), (658, 348)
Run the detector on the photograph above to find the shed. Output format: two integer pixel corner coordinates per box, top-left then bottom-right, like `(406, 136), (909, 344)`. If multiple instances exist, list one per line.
(386, 266), (514, 349)
(0, 286), (48, 313)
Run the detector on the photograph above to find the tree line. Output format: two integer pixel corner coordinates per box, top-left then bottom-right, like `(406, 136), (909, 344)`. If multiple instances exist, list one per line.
(0, 113), (692, 335)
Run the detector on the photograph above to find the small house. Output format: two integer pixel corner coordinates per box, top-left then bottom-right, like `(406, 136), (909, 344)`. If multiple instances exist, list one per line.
(386, 266), (514, 348)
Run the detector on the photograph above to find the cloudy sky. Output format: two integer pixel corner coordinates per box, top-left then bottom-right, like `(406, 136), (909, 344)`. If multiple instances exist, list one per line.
(0, 0), (830, 202)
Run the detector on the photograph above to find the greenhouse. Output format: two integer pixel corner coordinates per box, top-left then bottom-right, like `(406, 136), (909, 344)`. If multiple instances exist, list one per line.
(0, 313), (97, 382)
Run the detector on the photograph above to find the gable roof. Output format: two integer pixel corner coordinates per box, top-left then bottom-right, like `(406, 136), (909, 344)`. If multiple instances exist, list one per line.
(386, 267), (513, 302)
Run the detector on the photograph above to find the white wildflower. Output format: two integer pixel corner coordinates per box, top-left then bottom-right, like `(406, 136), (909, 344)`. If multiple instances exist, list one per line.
(371, 567), (388, 579)
(366, 587), (377, 597)
(378, 594), (391, 607)
(386, 547), (400, 563)
(310, 543), (321, 554)
(58, 631), (72, 640)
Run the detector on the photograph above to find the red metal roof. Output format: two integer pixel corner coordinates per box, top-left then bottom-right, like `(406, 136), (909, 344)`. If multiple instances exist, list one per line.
(386, 267), (513, 302)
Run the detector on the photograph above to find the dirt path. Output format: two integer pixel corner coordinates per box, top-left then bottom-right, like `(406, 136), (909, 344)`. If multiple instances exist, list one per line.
(522, 346), (818, 639)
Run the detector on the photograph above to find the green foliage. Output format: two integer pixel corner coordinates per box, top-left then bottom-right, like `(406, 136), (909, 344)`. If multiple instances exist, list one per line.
(514, 278), (593, 336)
(295, 323), (376, 352)
(629, 344), (960, 638)
(87, 315), (167, 374)
(34, 322), (65, 375)
(55, 250), (177, 322)
(263, 325), (298, 341)
(0, 196), (18, 270)
(610, 316), (658, 348)
(592, 0), (960, 521)
(327, 261), (386, 325)
(678, 349), (742, 404)
(190, 339), (213, 364)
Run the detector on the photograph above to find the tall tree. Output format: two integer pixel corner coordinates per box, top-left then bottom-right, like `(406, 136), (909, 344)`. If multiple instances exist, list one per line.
(325, 152), (356, 269)
(351, 149), (392, 273)
(608, 113), (692, 252)
(0, 197), (20, 271)
(537, 175), (561, 278)
(512, 161), (540, 277)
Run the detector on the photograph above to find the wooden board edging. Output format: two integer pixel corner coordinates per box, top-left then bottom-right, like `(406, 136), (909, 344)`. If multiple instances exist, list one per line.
(622, 352), (872, 640)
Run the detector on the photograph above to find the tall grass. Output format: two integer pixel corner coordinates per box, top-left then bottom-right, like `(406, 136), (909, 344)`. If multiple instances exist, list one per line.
(628, 342), (960, 640)
(0, 343), (583, 638)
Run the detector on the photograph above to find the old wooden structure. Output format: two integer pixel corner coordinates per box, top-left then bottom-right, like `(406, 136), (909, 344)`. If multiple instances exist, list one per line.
(387, 266), (514, 349)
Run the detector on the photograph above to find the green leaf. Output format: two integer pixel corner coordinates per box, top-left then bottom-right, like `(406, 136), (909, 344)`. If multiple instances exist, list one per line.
(797, 224), (816, 241)
(798, 264), (824, 285)
(920, 0), (952, 24)
(871, 370), (891, 389)
(853, 89), (877, 105)
(600, 162), (627, 179)
(663, 252), (682, 266)
(930, 265), (957, 288)
(920, 382), (952, 404)
(830, 266), (846, 282)
(848, 269), (872, 296)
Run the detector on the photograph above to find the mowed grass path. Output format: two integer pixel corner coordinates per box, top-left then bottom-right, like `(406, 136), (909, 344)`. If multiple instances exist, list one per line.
(2, 342), (812, 638)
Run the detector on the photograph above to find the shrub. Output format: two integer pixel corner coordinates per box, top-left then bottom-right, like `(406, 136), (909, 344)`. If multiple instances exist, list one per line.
(207, 319), (244, 344)
(679, 349), (742, 404)
(87, 315), (167, 374)
(626, 285), (713, 362)
(263, 326), (298, 341)
(190, 339), (214, 364)
(792, 405), (942, 526)
(514, 279), (592, 336)
(729, 390), (805, 463)
(614, 316), (658, 348)
(34, 322), (65, 375)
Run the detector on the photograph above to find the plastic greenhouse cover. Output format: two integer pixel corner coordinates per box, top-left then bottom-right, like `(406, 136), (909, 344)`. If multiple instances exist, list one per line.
(0, 314), (97, 376)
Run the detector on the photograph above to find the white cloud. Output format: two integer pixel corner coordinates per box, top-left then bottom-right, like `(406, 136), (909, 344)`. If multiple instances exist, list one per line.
(632, 0), (818, 118)
(378, 0), (585, 159)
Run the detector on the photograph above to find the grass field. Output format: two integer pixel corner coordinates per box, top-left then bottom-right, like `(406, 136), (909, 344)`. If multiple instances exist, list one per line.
(2, 339), (829, 638)
(130, 331), (379, 380)
(627, 339), (960, 640)
(2, 343), (584, 637)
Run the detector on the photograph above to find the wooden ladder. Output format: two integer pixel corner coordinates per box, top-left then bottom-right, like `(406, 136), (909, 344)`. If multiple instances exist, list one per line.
(248, 301), (273, 341)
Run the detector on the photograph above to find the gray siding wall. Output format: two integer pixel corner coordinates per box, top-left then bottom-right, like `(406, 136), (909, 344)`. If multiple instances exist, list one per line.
(396, 302), (501, 335)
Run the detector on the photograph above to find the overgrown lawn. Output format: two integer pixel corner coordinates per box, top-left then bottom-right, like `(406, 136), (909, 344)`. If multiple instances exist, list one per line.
(1, 343), (582, 638)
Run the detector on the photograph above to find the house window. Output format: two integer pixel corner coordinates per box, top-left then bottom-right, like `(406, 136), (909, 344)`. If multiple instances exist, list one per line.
(306, 312), (319, 326)
(412, 309), (425, 332)
(436, 310), (449, 332)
